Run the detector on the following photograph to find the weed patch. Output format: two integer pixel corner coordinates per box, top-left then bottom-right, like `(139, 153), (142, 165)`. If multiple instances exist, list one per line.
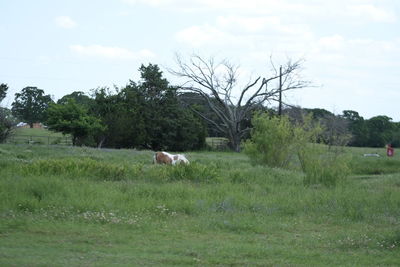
(166, 162), (220, 183)
(22, 158), (143, 181)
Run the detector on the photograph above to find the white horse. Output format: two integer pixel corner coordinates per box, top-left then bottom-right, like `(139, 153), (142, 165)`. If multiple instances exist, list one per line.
(153, 151), (189, 165)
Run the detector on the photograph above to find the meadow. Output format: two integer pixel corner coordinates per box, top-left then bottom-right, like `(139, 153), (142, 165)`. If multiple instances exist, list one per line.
(0, 143), (399, 266)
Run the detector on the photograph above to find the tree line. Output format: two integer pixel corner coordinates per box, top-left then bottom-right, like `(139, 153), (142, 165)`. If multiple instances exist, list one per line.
(1, 59), (399, 150)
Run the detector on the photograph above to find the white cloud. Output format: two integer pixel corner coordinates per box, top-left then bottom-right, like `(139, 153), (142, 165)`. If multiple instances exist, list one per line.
(175, 14), (314, 55)
(55, 16), (77, 29)
(175, 25), (237, 47)
(347, 4), (397, 23)
(70, 45), (156, 60)
(317, 35), (345, 51)
(122, 0), (397, 24)
(216, 15), (281, 33)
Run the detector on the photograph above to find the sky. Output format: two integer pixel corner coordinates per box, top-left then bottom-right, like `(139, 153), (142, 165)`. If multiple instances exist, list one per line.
(1, 0), (399, 120)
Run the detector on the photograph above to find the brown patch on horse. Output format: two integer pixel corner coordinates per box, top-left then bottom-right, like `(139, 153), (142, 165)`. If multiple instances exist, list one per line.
(173, 155), (178, 160)
(155, 152), (172, 164)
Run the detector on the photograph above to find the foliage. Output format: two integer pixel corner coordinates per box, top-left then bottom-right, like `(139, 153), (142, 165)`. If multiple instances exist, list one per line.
(365, 115), (395, 147)
(244, 112), (350, 186)
(0, 83), (8, 102)
(342, 110), (369, 146)
(57, 91), (93, 107)
(90, 86), (147, 148)
(90, 64), (206, 151)
(0, 108), (14, 143)
(46, 99), (106, 146)
(342, 111), (400, 148)
(243, 114), (299, 167)
(284, 107), (400, 149)
(0, 84), (14, 143)
(11, 86), (54, 127)
(284, 107), (351, 147)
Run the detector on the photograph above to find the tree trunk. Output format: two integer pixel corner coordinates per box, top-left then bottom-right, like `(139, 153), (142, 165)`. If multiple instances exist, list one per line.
(229, 133), (242, 152)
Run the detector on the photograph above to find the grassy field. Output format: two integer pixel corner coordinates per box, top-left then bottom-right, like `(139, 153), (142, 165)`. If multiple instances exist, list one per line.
(0, 144), (399, 266)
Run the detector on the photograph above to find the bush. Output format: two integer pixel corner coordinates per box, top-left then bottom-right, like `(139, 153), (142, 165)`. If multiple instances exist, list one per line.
(243, 114), (297, 168)
(243, 112), (350, 187)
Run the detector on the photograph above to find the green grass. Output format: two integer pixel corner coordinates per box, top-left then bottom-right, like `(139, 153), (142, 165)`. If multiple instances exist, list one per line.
(0, 144), (399, 266)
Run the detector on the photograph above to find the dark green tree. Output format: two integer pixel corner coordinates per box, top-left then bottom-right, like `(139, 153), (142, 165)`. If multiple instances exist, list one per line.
(0, 83), (8, 102)
(46, 99), (106, 146)
(91, 86), (146, 148)
(0, 83), (14, 142)
(342, 110), (369, 146)
(303, 108), (334, 120)
(137, 64), (206, 151)
(57, 91), (93, 107)
(11, 86), (54, 127)
(88, 64), (206, 150)
(365, 115), (394, 147)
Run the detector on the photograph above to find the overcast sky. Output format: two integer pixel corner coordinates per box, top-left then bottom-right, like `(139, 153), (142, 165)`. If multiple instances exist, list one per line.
(1, 0), (399, 120)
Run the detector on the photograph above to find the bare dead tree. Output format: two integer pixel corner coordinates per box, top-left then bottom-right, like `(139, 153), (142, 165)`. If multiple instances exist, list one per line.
(170, 54), (310, 152)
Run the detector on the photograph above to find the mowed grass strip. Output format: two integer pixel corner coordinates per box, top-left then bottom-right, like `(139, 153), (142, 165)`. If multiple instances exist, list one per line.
(0, 144), (399, 265)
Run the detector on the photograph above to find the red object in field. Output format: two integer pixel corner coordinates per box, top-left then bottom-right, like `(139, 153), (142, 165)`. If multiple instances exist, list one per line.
(387, 144), (394, 157)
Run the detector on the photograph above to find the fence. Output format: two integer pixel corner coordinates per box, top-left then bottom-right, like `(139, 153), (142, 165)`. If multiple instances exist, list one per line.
(6, 135), (73, 146)
(206, 137), (229, 151)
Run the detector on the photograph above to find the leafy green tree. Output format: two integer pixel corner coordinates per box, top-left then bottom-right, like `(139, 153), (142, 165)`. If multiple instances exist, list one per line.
(342, 110), (369, 146)
(87, 64), (206, 150)
(365, 115), (394, 147)
(57, 91), (93, 107)
(390, 122), (400, 147)
(91, 86), (146, 148)
(155, 87), (206, 151)
(46, 99), (106, 146)
(0, 108), (14, 143)
(303, 108), (333, 120)
(0, 84), (14, 142)
(11, 86), (54, 127)
(0, 83), (8, 102)
(137, 64), (206, 151)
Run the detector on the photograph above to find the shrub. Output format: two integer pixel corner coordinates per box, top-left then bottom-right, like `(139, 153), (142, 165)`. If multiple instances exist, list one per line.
(243, 114), (297, 168)
(243, 112), (350, 186)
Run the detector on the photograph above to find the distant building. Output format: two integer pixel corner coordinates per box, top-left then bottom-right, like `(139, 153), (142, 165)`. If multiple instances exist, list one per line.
(16, 122), (45, 128)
